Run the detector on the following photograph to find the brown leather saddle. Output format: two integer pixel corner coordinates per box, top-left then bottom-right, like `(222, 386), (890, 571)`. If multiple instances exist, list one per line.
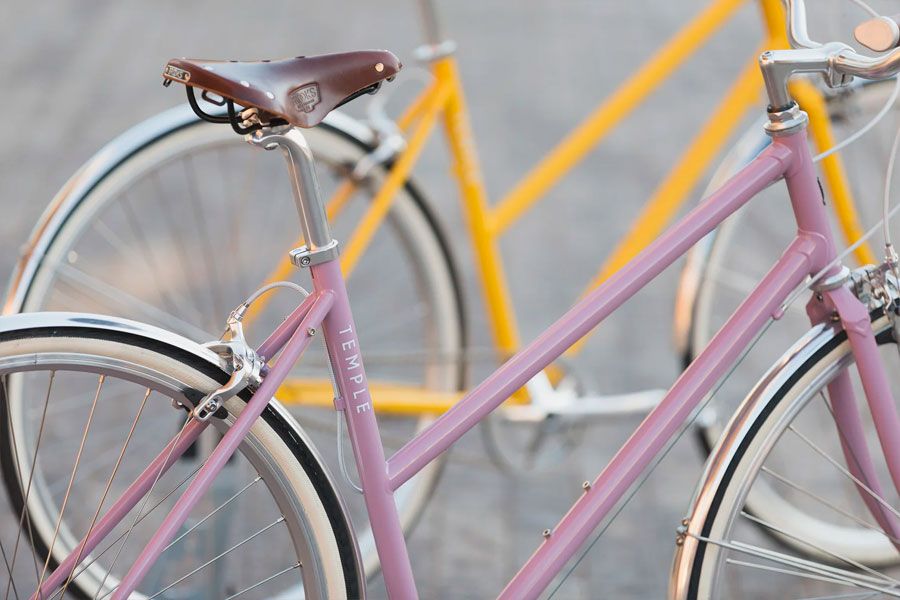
(163, 50), (401, 129)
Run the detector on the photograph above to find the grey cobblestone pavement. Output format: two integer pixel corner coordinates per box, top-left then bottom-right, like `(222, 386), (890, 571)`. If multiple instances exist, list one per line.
(0, 1), (880, 597)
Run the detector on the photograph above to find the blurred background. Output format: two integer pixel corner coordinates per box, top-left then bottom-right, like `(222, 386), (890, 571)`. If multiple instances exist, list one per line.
(1, 1), (895, 597)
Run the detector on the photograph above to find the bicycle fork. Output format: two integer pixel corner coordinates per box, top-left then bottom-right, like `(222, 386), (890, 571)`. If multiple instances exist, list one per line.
(808, 278), (900, 545)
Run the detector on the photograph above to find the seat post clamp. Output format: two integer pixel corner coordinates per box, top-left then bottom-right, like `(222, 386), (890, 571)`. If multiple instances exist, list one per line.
(290, 239), (341, 268)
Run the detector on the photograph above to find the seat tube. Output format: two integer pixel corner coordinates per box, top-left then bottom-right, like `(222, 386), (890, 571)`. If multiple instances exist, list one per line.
(313, 258), (419, 599)
(250, 126), (419, 597)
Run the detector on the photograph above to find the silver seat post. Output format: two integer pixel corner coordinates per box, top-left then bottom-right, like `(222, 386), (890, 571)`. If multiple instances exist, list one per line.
(249, 127), (340, 267)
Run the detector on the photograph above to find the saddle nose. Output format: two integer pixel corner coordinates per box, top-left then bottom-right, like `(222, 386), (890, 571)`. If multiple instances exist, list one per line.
(162, 50), (402, 128)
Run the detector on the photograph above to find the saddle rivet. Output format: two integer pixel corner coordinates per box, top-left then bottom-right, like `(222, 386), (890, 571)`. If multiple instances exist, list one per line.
(582, 481), (591, 491)
(375, 62), (384, 72)
(240, 80), (250, 87)
(542, 528), (552, 539)
(265, 91), (275, 100)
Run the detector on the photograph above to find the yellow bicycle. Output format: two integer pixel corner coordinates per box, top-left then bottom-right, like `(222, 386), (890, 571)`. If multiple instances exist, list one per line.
(7, 0), (897, 575)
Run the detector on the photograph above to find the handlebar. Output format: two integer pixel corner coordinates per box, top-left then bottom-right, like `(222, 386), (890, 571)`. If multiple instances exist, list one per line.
(785, 0), (820, 50)
(760, 0), (900, 110)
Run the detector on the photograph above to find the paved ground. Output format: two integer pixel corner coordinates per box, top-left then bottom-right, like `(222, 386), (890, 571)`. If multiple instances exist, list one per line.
(0, 1), (890, 598)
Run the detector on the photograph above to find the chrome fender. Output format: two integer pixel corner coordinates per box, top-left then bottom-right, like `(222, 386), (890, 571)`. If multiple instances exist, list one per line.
(670, 319), (858, 599)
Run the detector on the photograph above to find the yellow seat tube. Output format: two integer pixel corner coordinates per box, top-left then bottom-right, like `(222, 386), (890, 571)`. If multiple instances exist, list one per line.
(788, 78), (877, 266)
(434, 58), (522, 359)
(490, 0), (747, 235)
(340, 81), (451, 277)
(566, 56), (764, 357)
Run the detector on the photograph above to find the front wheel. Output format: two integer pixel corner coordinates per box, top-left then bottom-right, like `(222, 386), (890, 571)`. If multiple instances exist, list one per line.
(673, 312), (900, 598)
(0, 314), (359, 599)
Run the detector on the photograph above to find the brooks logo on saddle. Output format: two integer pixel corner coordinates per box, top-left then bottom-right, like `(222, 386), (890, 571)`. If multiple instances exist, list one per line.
(291, 83), (321, 113)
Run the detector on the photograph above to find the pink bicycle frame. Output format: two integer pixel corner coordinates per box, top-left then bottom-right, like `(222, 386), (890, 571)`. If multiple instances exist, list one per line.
(40, 116), (900, 599)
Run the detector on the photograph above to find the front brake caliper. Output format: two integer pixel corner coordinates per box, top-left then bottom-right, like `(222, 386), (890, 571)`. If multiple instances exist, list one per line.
(194, 306), (264, 421)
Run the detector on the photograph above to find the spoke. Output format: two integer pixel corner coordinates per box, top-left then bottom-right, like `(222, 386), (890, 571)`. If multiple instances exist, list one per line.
(788, 425), (900, 523)
(152, 170), (209, 324)
(692, 533), (900, 595)
(761, 466), (900, 543)
(740, 510), (900, 586)
(725, 558), (876, 591)
(54, 263), (213, 341)
(5, 371), (53, 593)
(92, 416), (193, 599)
(119, 194), (186, 318)
(818, 390), (900, 529)
(183, 156), (226, 326)
(35, 375), (105, 593)
(47, 433), (161, 498)
(793, 589), (883, 600)
(56, 461), (205, 597)
(57, 388), (152, 600)
(89, 215), (208, 326)
(163, 477), (262, 552)
(224, 562), (301, 600)
(144, 517), (286, 599)
(89, 218), (138, 262)
(224, 147), (260, 302)
(0, 531), (20, 600)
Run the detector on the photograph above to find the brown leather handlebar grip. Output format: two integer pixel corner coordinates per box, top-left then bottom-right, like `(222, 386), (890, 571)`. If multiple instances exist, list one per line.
(854, 14), (900, 52)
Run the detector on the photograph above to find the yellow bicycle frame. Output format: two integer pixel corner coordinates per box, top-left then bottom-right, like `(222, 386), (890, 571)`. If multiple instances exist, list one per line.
(263, 0), (875, 415)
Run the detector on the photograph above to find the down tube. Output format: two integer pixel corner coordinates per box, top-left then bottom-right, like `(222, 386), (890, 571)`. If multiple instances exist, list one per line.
(387, 140), (793, 490)
(499, 233), (821, 598)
